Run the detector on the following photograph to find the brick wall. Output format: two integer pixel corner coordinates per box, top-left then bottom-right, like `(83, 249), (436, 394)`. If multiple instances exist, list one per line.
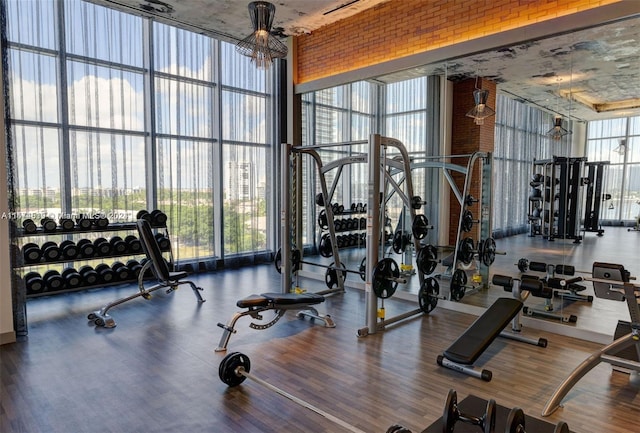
(295, 0), (621, 84)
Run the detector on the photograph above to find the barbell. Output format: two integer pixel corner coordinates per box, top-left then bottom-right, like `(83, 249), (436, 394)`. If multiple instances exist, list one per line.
(219, 352), (369, 433)
(457, 236), (503, 266)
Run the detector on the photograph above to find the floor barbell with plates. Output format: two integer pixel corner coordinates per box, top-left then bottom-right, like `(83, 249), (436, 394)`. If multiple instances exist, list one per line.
(505, 407), (569, 433)
(449, 269), (469, 301)
(219, 352), (369, 433)
(372, 257), (407, 299)
(443, 389), (495, 433)
(457, 236), (502, 266)
(416, 244), (438, 275)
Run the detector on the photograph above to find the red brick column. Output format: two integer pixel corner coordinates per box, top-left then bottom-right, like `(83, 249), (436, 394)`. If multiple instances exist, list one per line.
(448, 77), (496, 245)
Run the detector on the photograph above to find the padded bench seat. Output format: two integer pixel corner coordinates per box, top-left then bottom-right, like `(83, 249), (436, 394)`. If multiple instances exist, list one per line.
(237, 292), (325, 309)
(443, 297), (523, 365)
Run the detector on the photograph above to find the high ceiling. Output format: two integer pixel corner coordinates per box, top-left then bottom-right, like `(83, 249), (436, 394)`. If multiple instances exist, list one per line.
(95, 0), (640, 121)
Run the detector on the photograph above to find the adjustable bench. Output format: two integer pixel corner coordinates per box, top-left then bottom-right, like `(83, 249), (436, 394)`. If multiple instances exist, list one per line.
(215, 292), (335, 352)
(437, 297), (524, 381)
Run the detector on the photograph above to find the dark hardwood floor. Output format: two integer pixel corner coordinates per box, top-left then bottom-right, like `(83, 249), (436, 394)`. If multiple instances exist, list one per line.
(1, 227), (639, 432)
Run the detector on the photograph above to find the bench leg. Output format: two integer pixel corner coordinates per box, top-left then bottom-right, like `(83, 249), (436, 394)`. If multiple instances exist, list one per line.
(296, 307), (336, 328)
(88, 283), (165, 328)
(215, 312), (247, 352)
(437, 355), (492, 381)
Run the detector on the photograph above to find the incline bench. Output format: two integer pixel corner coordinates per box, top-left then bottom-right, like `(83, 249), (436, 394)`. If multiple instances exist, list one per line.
(437, 297), (529, 381)
(215, 292), (335, 352)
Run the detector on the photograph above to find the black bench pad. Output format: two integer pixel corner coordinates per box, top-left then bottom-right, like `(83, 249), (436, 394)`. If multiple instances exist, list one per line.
(236, 292), (325, 308)
(443, 297), (523, 365)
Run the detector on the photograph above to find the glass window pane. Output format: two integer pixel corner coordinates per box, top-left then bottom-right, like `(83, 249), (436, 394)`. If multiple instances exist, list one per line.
(223, 144), (268, 254)
(65, 0), (143, 67)
(386, 77), (426, 113)
(155, 77), (213, 137)
(220, 41), (267, 92)
(6, 0), (57, 50)
(154, 22), (212, 81)
(8, 50), (59, 123)
(157, 138), (215, 260)
(67, 61), (145, 130)
(221, 91), (266, 143)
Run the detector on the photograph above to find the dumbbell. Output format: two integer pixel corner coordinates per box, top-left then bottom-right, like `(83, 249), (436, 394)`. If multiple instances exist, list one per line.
(76, 214), (94, 230)
(136, 210), (152, 223)
(78, 265), (99, 286)
(77, 239), (96, 258)
(109, 236), (128, 254)
(94, 215), (109, 228)
(93, 238), (111, 257)
(59, 240), (78, 260)
(24, 271), (44, 294)
(155, 233), (170, 251)
(43, 270), (65, 291)
(150, 209), (167, 227)
(505, 407), (569, 433)
(22, 243), (42, 263)
(61, 267), (83, 289)
(40, 217), (57, 232)
(41, 241), (61, 262)
(111, 261), (131, 281)
(22, 219), (37, 234)
(386, 425), (412, 433)
(125, 235), (142, 254)
(126, 259), (143, 278)
(442, 389), (495, 433)
(59, 217), (75, 231)
(95, 263), (115, 284)
(334, 219), (343, 231)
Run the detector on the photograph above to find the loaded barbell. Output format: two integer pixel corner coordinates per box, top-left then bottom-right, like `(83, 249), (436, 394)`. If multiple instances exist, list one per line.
(219, 352), (369, 433)
(505, 407), (569, 433)
(443, 388), (496, 433)
(457, 236), (502, 266)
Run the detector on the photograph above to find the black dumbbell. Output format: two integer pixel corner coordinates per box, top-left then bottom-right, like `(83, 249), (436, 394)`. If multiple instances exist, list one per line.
(41, 241), (61, 262)
(59, 240), (78, 260)
(111, 261), (131, 281)
(505, 407), (569, 433)
(79, 265), (99, 286)
(22, 243), (42, 263)
(24, 271), (44, 294)
(96, 216), (109, 229)
(125, 235), (142, 254)
(386, 425), (412, 433)
(61, 267), (83, 289)
(443, 389), (495, 433)
(76, 214), (93, 230)
(40, 217), (57, 232)
(76, 239), (96, 258)
(150, 209), (167, 227)
(109, 236), (128, 255)
(126, 259), (143, 279)
(95, 263), (115, 284)
(43, 270), (64, 291)
(93, 238), (111, 257)
(155, 233), (170, 251)
(22, 219), (37, 234)
(136, 210), (152, 223)
(334, 219), (343, 231)
(59, 217), (75, 231)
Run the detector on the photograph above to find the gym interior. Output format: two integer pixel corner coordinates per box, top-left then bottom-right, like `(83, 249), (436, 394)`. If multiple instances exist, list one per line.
(1, 1), (639, 432)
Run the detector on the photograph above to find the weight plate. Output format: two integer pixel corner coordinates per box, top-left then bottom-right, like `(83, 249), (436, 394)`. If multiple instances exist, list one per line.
(372, 258), (399, 299)
(416, 245), (438, 275)
(456, 237), (475, 265)
(219, 352), (250, 388)
(359, 257), (366, 281)
(319, 234), (333, 258)
(317, 209), (329, 230)
(392, 230), (407, 254)
(325, 262), (346, 289)
(505, 407), (525, 433)
(482, 237), (496, 266)
(553, 421), (570, 433)
(418, 277), (439, 313)
(484, 399), (496, 433)
(461, 210), (474, 232)
(442, 389), (457, 433)
(517, 258), (529, 273)
(450, 269), (467, 301)
(274, 248), (282, 273)
(411, 214), (429, 240)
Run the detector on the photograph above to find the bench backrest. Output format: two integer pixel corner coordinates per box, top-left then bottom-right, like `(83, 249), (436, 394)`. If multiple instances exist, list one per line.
(137, 219), (171, 282)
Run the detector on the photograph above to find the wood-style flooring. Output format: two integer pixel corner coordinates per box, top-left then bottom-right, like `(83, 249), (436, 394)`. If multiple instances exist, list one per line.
(1, 227), (639, 432)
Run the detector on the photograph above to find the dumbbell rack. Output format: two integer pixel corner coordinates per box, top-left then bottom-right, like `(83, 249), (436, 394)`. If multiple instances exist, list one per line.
(317, 203), (368, 258)
(15, 216), (172, 299)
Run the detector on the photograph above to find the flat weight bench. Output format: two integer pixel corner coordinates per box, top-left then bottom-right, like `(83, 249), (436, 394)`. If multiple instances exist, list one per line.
(215, 292), (335, 352)
(437, 297), (524, 381)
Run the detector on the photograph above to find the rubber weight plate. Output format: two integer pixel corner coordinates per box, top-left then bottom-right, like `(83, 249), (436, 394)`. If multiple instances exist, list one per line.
(219, 352), (250, 387)
(418, 277), (439, 313)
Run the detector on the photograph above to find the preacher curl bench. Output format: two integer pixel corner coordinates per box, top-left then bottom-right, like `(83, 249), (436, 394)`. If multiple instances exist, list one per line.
(215, 292), (335, 352)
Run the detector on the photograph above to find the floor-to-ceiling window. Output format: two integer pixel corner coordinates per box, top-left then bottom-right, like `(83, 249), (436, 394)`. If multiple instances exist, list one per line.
(586, 116), (640, 222)
(4, 0), (276, 264)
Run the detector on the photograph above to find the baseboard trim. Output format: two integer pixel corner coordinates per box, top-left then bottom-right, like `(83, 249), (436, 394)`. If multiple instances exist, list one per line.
(0, 330), (16, 345)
